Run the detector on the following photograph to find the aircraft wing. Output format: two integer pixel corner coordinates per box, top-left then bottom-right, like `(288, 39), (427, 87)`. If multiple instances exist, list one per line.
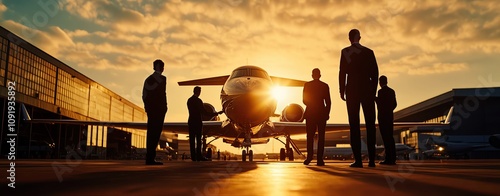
(161, 121), (222, 134)
(178, 75), (306, 87)
(178, 75), (229, 86)
(22, 103), (222, 135)
(273, 121), (447, 136)
(26, 118), (223, 135)
(269, 76), (307, 86)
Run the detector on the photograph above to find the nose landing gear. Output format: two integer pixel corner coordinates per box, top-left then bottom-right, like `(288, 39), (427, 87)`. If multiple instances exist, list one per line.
(242, 147), (254, 162)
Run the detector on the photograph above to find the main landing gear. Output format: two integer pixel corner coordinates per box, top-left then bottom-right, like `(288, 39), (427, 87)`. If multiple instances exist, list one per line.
(279, 147), (294, 161)
(275, 134), (304, 161)
(242, 147), (254, 162)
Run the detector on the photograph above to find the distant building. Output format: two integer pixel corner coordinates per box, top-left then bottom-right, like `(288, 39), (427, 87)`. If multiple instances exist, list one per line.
(0, 26), (177, 159)
(394, 87), (500, 159)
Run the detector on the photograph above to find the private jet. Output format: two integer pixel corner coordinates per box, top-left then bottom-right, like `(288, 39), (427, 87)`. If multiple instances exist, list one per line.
(23, 65), (446, 161)
(423, 135), (496, 159)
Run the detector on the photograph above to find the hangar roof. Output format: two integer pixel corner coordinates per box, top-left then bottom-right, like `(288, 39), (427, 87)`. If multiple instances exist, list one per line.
(394, 87), (500, 122)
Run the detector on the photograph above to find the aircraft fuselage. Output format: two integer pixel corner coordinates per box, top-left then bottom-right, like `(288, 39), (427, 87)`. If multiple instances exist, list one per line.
(220, 66), (277, 135)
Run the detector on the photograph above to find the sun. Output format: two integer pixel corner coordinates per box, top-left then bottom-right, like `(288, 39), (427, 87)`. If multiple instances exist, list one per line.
(271, 86), (287, 102)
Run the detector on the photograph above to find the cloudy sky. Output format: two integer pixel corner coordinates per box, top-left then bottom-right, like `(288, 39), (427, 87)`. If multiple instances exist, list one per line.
(1, 0), (499, 153)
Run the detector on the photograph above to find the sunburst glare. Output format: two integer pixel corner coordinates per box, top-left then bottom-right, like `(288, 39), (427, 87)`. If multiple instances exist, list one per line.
(271, 86), (287, 102)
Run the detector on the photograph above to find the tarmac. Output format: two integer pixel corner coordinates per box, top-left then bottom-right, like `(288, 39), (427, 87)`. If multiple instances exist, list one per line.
(2, 159), (500, 195)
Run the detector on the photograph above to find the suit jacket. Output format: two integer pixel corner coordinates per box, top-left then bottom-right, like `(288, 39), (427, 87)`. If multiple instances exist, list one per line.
(303, 79), (331, 120)
(142, 72), (167, 114)
(187, 95), (218, 126)
(376, 85), (397, 117)
(339, 43), (379, 100)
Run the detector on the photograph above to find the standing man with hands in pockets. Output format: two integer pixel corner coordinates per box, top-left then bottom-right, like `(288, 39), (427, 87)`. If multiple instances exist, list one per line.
(142, 59), (168, 165)
(339, 29), (379, 168)
(303, 68), (331, 166)
(377, 75), (397, 165)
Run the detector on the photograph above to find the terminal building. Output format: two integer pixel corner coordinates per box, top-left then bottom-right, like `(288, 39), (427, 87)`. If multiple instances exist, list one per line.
(0, 26), (177, 159)
(394, 87), (500, 159)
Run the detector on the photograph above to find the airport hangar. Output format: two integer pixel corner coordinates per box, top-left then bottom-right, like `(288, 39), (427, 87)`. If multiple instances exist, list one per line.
(0, 26), (180, 159)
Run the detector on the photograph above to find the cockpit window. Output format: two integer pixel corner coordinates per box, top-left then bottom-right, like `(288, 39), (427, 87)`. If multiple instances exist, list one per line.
(230, 69), (248, 78)
(251, 69), (268, 78)
(230, 68), (269, 79)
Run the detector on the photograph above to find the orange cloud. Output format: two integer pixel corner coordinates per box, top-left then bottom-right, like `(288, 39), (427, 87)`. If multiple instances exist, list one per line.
(0, 1), (6, 15)
(383, 54), (469, 76)
(408, 63), (468, 75)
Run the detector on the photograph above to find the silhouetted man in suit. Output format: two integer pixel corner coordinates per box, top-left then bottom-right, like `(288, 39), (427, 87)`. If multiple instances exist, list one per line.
(303, 68), (331, 166)
(339, 29), (379, 168)
(187, 86), (223, 161)
(142, 59), (168, 165)
(376, 75), (397, 165)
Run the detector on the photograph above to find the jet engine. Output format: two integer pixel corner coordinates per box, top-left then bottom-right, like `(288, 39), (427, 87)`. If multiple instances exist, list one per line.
(280, 103), (304, 122)
(489, 134), (500, 149)
(202, 103), (220, 121)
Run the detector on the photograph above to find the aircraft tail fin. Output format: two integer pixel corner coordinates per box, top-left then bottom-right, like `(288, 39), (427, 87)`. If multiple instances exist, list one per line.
(444, 106), (454, 124)
(21, 103), (31, 121)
